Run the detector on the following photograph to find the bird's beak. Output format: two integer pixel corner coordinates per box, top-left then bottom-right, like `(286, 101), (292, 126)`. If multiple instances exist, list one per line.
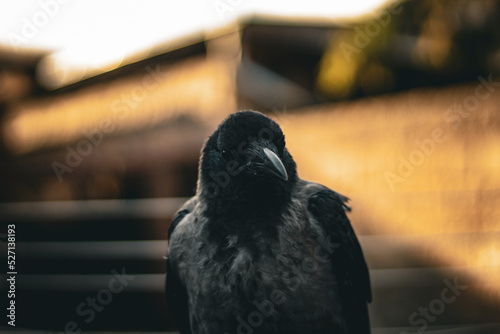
(262, 148), (288, 181)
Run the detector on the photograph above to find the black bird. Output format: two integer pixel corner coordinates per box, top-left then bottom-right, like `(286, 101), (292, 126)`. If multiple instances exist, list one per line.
(166, 110), (371, 334)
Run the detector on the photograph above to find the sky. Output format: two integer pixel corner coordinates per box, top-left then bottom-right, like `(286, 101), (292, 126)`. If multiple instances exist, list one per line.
(0, 0), (392, 88)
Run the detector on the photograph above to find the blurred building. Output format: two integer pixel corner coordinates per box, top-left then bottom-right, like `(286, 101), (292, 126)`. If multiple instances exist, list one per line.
(1, 0), (500, 203)
(1, 0), (500, 332)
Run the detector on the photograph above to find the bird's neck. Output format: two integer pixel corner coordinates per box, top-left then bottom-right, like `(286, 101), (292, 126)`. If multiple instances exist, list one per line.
(203, 189), (290, 253)
(201, 177), (291, 219)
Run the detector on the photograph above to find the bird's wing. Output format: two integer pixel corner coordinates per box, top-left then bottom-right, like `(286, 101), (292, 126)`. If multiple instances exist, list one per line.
(304, 183), (371, 333)
(166, 197), (197, 334)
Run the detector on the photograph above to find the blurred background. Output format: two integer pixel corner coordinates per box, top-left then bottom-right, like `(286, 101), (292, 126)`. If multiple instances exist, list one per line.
(1, 0), (500, 333)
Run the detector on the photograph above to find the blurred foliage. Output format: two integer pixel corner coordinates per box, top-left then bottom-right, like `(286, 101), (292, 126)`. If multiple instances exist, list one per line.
(317, 0), (500, 99)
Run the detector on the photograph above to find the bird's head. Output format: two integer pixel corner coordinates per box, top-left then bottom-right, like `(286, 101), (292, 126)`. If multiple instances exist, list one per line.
(199, 110), (297, 202)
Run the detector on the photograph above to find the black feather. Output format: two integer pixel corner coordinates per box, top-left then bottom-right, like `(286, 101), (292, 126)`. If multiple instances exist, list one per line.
(166, 198), (197, 334)
(166, 110), (371, 333)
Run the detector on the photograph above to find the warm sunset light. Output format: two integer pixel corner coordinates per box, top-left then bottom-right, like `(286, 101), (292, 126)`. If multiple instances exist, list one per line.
(1, 0), (499, 332)
(278, 82), (500, 299)
(2, 58), (234, 154)
(0, 0), (393, 88)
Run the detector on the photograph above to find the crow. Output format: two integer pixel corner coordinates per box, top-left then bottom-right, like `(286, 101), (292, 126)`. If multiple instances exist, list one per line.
(166, 110), (371, 334)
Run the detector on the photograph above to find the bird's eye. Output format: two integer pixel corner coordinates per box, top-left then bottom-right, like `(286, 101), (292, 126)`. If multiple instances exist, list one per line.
(277, 136), (285, 152)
